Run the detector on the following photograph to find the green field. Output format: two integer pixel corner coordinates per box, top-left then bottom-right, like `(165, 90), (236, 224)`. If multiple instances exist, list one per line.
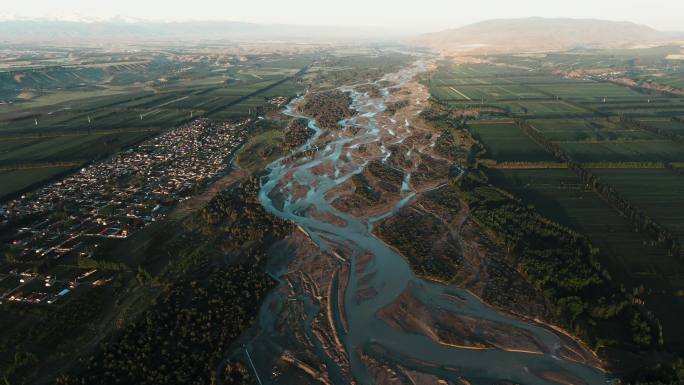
(529, 118), (658, 141)
(432, 84), (548, 101)
(0, 165), (75, 198)
(638, 118), (684, 135)
(0, 131), (157, 165)
(431, 86), (470, 101)
(432, 74), (588, 87)
(432, 77), (494, 86)
(491, 45), (684, 74)
(468, 121), (555, 162)
(485, 168), (678, 285)
(529, 82), (647, 99)
(502, 100), (591, 116)
(433, 56), (684, 356)
(558, 140), (684, 162)
(593, 104), (684, 117)
(0, 54), (310, 200)
(590, 168), (684, 241)
(486, 167), (684, 349)
(432, 63), (532, 78)
(642, 71), (684, 90)
(427, 61), (665, 121)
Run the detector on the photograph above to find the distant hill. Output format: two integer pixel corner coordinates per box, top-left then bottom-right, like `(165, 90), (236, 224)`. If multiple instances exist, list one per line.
(411, 17), (683, 53)
(0, 19), (399, 43)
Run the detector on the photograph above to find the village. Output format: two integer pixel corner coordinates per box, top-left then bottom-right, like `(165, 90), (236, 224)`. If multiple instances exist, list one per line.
(0, 118), (249, 306)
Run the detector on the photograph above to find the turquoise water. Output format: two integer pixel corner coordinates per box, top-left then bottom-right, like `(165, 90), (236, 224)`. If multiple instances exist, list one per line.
(250, 61), (608, 385)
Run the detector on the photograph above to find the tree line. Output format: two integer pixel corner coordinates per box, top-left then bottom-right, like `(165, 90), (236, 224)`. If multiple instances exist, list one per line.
(458, 170), (661, 353)
(517, 119), (684, 257)
(299, 90), (353, 130)
(620, 116), (684, 145)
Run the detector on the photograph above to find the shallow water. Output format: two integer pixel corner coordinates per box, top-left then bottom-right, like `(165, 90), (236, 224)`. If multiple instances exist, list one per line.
(252, 61), (608, 385)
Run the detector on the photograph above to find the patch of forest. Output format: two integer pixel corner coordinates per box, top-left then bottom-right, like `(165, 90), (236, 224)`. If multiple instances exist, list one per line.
(351, 173), (381, 203)
(311, 53), (412, 87)
(0, 288), (108, 383)
(55, 176), (293, 385)
(56, 263), (272, 385)
(412, 152), (451, 186)
(355, 83), (382, 98)
(517, 118), (683, 257)
(459, 170), (659, 354)
(283, 118), (315, 152)
(367, 160), (404, 193)
(385, 99), (409, 115)
(300, 90), (353, 130)
(421, 104), (478, 163)
(376, 206), (462, 282)
(420, 182), (462, 222)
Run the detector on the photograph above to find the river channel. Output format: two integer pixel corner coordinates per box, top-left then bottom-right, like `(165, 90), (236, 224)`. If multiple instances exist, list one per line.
(251, 59), (608, 385)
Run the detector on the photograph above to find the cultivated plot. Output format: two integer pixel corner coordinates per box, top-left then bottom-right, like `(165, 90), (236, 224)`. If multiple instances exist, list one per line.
(487, 167), (684, 348)
(468, 121), (556, 162)
(590, 168), (684, 241)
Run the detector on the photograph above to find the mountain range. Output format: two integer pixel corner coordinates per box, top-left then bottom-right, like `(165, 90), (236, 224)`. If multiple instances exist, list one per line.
(410, 17), (684, 53)
(0, 19), (402, 42)
(0, 17), (682, 50)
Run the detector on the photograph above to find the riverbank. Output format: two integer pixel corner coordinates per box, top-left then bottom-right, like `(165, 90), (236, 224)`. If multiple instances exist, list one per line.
(245, 57), (609, 385)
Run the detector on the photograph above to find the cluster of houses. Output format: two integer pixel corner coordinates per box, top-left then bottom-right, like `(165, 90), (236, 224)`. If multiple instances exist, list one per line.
(0, 118), (249, 304)
(269, 96), (290, 107)
(0, 267), (107, 306)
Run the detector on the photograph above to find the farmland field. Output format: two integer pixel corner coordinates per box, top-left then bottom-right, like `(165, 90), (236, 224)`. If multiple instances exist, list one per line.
(593, 104), (684, 117)
(558, 140), (684, 162)
(431, 75), (588, 87)
(529, 82), (646, 99)
(468, 121), (555, 161)
(432, 84), (548, 101)
(0, 165), (75, 198)
(431, 77), (495, 86)
(0, 52), (311, 200)
(1, 41), (684, 384)
(499, 100), (590, 116)
(589, 168), (684, 240)
(0, 131), (156, 166)
(485, 168), (679, 286)
(637, 118), (684, 135)
(641, 71), (684, 90)
(529, 118), (658, 141)
(431, 86), (470, 101)
(486, 167), (684, 349)
(440, 59), (684, 351)
(432, 63), (532, 78)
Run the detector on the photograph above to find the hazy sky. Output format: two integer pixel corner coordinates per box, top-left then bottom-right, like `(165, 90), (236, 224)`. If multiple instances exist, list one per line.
(2, 0), (683, 32)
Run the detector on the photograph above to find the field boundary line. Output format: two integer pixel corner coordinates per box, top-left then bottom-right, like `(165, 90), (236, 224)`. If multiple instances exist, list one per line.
(449, 87), (472, 101)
